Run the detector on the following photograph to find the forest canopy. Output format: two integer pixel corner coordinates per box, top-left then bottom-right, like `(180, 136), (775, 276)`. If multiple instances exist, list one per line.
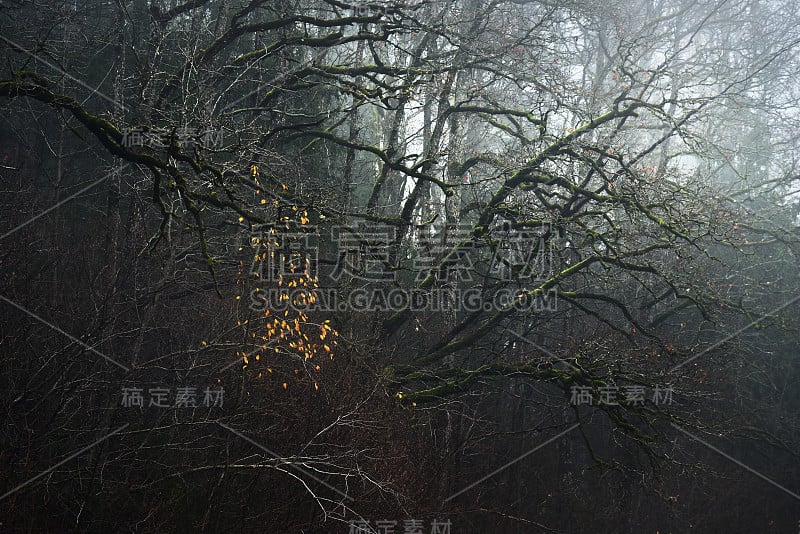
(1, 0), (800, 532)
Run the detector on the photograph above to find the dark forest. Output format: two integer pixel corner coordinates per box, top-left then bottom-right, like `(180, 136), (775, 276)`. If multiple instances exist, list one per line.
(1, 0), (799, 532)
